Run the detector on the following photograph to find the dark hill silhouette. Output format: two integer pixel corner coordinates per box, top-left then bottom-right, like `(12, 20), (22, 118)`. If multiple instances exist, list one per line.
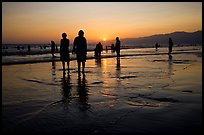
(107, 30), (202, 48)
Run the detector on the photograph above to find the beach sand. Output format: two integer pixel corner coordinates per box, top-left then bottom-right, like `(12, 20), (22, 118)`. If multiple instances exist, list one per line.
(2, 51), (202, 134)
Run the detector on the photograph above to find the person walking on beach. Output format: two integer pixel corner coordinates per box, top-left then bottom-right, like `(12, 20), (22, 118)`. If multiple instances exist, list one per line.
(115, 37), (121, 58)
(72, 30), (87, 76)
(51, 40), (56, 57)
(168, 37), (174, 55)
(60, 33), (70, 72)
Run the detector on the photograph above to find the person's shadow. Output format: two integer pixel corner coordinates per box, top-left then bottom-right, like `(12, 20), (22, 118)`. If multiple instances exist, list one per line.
(77, 76), (90, 112)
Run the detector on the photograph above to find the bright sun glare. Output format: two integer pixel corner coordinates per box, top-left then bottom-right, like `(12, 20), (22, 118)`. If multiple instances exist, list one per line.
(103, 38), (106, 41)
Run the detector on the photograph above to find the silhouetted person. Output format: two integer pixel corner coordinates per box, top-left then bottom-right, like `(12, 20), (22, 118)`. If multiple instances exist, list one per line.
(60, 33), (70, 72)
(17, 45), (20, 50)
(97, 42), (103, 57)
(155, 42), (159, 51)
(51, 40), (56, 57)
(28, 45), (31, 52)
(115, 37), (121, 58)
(168, 37), (173, 55)
(94, 45), (99, 57)
(111, 44), (115, 53)
(73, 30), (87, 76)
(94, 42), (103, 58)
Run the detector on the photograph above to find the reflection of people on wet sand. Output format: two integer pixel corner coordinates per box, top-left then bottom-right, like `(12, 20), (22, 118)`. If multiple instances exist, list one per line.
(51, 60), (56, 81)
(116, 58), (121, 79)
(115, 37), (121, 58)
(60, 33), (70, 72)
(51, 41), (56, 57)
(95, 57), (102, 67)
(168, 55), (173, 78)
(116, 58), (120, 70)
(168, 37), (174, 55)
(77, 76), (89, 111)
(73, 30), (87, 76)
(61, 72), (72, 104)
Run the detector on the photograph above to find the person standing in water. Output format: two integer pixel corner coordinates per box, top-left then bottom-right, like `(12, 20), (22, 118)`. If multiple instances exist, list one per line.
(115, 37), (121, 58)
(168, 37), (173, 55)
(60, 33), (70, 72)
(72, 30), (87, 76)
(51, 40), (56, 57)
(94, 42), (103, 58)
(155, 42), (160, 51)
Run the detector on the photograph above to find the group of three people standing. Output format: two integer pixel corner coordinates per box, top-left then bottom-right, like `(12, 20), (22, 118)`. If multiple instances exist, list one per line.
(60, 30), (87, 76)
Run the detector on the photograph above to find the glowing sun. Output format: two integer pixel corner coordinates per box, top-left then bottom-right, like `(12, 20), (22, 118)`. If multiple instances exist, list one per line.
(103, 38), (107, 41)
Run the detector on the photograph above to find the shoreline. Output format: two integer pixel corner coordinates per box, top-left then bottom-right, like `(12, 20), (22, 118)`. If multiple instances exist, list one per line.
(2, 50), (202, 66)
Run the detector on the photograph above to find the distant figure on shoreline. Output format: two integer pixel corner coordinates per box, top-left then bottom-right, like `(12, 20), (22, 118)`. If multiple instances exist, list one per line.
(27, 45), (31, 52)
(94, 42), (103, 58)
(51, 40), (56, 57)
(115, 37), (121, 58)
(73, 30), (87, 76)
(168, 37), (174, 55)
(60, 33), (70, 72)
(155, 42), (159, 51)
(17, 45), (20, 50)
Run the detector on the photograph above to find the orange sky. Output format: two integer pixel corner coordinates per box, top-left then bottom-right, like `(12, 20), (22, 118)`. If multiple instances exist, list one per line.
(2, 2), (202, 44)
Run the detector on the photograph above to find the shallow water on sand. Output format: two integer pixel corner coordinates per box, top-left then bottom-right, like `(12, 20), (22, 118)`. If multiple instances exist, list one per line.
(2, 50), (202, 134)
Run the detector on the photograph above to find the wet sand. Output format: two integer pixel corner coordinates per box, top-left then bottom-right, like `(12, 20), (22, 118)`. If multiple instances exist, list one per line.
(2, 51), (202, 134)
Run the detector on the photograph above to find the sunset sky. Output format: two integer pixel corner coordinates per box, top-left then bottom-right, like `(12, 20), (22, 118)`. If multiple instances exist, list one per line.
(2, 2), (202, 44)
